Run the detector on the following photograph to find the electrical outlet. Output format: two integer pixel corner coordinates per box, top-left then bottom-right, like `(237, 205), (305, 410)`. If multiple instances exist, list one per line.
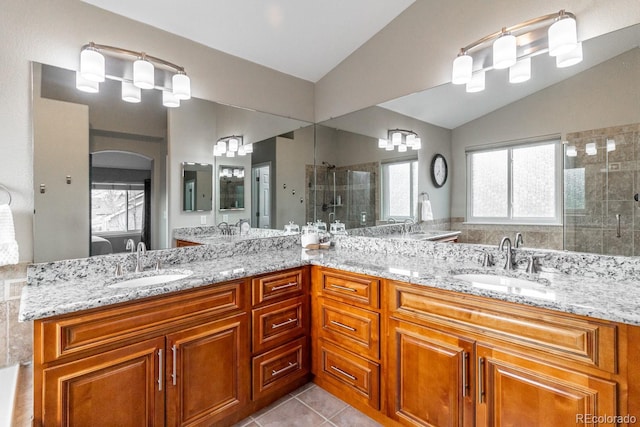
(200, 215), (207, 225)
(222, 214), (229, 222)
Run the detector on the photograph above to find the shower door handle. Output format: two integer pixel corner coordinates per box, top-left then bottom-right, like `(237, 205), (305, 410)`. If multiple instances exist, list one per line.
(616, 214), (621, 238)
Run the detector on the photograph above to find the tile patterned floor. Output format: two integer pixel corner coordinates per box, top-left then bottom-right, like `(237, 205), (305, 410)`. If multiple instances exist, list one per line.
(12, 363), (381, 427)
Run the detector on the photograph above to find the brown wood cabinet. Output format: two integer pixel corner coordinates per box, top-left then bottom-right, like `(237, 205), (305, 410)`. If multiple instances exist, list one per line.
(175, 239), (201, 247)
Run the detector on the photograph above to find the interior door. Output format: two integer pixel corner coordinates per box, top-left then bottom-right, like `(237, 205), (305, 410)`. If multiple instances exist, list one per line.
(252, 165), (271, 228)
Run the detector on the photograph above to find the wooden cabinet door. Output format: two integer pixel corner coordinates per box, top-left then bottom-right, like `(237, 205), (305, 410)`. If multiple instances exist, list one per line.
(42, 337), (165, 426)
(476, 345), (617, 427)
(388, 319), (475, 427)
(165, 313), (249, 427)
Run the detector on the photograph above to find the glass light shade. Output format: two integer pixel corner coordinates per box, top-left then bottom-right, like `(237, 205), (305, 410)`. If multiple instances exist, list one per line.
(80, 48), (105, 82)
(122, 82), (141, 103)
(226, 150), (235, 158)
(391, 132), (402, 145)
(244, 143), (253, 154)
(398, 144), (407, 153)
(607, 139), (616, 152)
(412, 138), (421, 150)
(466, 71), (485, 93)
(385, 140), (394, 151)
(238, 145), (246, 156)
(213, 146), (222, 156)
(233, 169), (240, 177)
(451, 54), (473, 85)
(378, 138), (387, 148)
(406, 134), (416, 147)
(493, 33), (516, 70)
(133, 59), (155, 89)
(566, 145), (577, 157)
(75, 72), (99, 93)
(217, 140), (227, 153)
(548, 16), (577, 57)
(556, 42), (582, 68)
(222, 168), (231, 177)
(162, 90), (180, 108)
(509, 58), (531, 83)
(172, 73), (191, 100)
(586, 142), (597, 156)
(228, 138), (239, 152)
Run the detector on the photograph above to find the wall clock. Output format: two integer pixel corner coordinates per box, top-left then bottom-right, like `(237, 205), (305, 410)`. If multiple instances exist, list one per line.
(430, 154), (448, 188)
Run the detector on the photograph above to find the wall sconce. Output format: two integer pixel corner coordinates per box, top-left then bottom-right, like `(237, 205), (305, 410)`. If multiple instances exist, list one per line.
(77, 42), (191, 107)
(451, 10), (580, 93)
(585, 142), (597, 156)
(378, 129), (421, 152)
(214, 135), (252, 157)
(565, 145), (577, 157)
(606, 139), (616, 152)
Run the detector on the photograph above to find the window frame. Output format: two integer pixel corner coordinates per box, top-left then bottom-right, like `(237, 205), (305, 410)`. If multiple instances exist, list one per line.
(381, 157), (419, 221)
(465, 138), (563, 225)
(91, 184), (145, 234)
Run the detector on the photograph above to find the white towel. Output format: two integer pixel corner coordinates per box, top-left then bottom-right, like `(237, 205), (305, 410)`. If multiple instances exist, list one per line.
(420, 200), (433, 222)
(0, 204), (18, 266)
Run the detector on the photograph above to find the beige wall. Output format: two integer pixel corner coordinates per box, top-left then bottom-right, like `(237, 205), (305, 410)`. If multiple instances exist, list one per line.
(315, 0), (640, 121)
(450, 49), (640, 218)
(0, 0), (314, 263)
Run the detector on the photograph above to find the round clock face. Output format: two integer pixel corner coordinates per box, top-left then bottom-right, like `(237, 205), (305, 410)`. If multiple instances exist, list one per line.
(431, 154), (448, 187)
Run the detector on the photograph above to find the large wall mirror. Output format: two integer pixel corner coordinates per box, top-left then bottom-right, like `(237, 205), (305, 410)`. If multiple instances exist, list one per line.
(317, 23), (640, 257)
(32, 62), (313, 262)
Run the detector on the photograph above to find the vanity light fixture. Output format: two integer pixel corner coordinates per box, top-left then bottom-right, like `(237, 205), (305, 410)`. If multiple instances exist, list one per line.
(606, 139), (616, 152)
(451, 10), (580, 92)
(77, 42), (191, 108)
(586, 142), (597, 156)
(215, 135), (249, 157)
(565, 145), (577, 157)
(378, 129), (421, 152)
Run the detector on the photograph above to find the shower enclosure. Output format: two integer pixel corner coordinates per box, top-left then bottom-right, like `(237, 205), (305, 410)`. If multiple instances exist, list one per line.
(313, 163), (377, 229)
(564, 123), (640, 256)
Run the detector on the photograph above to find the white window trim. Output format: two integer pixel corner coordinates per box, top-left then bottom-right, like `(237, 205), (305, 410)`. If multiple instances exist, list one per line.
(465, 138), (563, 225)
(381, 157), (418, 221)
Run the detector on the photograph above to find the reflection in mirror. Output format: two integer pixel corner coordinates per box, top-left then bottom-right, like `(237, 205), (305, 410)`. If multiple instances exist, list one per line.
(324, 24), (638, 255)
(182, 162), (212, 212)
(33, 62), (313, 261)
(218, 166), (245, 211)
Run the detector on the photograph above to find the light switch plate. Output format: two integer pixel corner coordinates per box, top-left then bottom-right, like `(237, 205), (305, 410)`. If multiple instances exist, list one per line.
(222, 214), (229, 222)
(200, 215), (207, 225)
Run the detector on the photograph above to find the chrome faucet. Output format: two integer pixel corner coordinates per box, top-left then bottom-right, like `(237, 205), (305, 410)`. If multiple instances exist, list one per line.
(217, 221), (231, 235)
(135, 242), (146, 273)
(328, 212), (336, 224)
(125, 238), (135, 253)
(499, 237), (515, 270)
(515, 232), (524, 248)
(403, 218), (415, 234)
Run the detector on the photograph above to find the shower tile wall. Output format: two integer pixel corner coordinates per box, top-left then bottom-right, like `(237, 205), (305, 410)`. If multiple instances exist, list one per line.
(564, 123), (640, 256)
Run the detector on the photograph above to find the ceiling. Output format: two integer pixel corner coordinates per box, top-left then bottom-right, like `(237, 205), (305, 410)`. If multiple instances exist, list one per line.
(81, 0), (415, 83)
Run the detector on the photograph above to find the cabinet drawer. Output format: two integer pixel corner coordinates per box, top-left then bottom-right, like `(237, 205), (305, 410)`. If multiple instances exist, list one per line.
(37, 281), (247, 364)
(317, 297), (380, 360)
(390, 282), (617, 373)
(318, 269), (379, 309)
(252, 296), (307, 354)
(316, 340), (380, 409)
(252, 268), (304, 306)
(252, 337), (309, 400)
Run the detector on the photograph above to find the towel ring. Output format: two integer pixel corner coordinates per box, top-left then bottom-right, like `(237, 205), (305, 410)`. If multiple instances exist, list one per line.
(420, 191), (430, 201)
(0, 184), (11, 205)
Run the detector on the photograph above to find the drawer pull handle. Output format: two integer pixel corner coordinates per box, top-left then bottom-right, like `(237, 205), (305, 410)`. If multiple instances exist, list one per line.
(330, 320), (356, 332)
(271, 318), (298, 329)
(272, 361), (298, 376)
(478, 357), (485, 403)
(461, 351), (469, 397)
(330, 365), (356, 381)
(330, 284), (357, 292)
(171, 345), (178, 386)
(271, 282), (298, 291)
(157, 349), (163, 391)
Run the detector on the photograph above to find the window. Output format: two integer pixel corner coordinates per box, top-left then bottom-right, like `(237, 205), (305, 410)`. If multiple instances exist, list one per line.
(91, 185), (145, 233)
(382, 159), (418, 220)
(466, 139), (562, 224)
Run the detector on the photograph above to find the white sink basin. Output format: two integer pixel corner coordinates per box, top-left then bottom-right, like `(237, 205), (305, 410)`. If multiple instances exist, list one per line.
(453, 273), (556, 300)
(109, 270), (193, 289)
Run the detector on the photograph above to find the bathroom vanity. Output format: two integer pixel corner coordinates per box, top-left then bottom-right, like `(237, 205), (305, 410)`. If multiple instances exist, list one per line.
(22, 237), (640, 426)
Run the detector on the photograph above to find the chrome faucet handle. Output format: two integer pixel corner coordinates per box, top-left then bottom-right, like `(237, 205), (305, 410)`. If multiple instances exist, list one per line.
(135, 242), (147, 273)
(125, 239), (136, 252)
(515, 232), (524, 248)
(114, 261), (124, 277)
(479, 249), (494, 267)
(155, 259), (162, 271)
(525, 253), (545, 274)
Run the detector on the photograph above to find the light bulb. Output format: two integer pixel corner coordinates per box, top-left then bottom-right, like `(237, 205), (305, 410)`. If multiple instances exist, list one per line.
(238, 145), (246, 156)
(452, 53), (473, 85)
(217, 140), (227, 153)
(398, 144), (407, 153)
(493, 33), (516, 70)
(76, 71), (99, 93)
(548, 15), (577, 57)
(607, 139), (616, 152)
(80, 48), (105, 82)
(172, 73), (191, 100)
(509, 58), (531, 83)
(133, 59), (155, 89)
(412, 138), (421, 150)
(406, 134), (416, 147)
(226, 150), (235, 158)
(122, 82), (141, 103)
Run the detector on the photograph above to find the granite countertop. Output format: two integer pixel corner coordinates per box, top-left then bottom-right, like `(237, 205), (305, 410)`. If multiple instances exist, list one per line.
(19, 246), (640, 326)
